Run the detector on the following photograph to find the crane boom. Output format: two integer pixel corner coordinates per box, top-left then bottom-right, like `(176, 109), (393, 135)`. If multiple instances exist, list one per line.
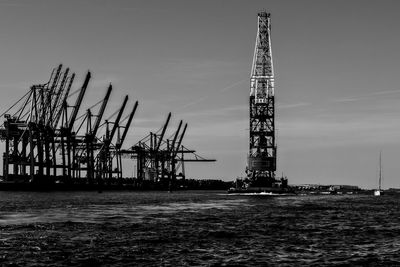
(155, 112), (171, 152)
(54, 73), (75, 128)
(117, 100), (138, 149)
(50, 68), (69, 127)
(68, 71), (91, 132)
(109, 95), (128, 142)
(45, 64), (63, 125)
(92, 84), (112, 137)
(173, 123), (187, 158)
(170, 120), (183, 153)
(49, 64), (63, 93)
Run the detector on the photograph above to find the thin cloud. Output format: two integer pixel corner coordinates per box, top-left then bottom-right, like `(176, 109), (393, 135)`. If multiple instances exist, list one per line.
(370, 89), (400, 96)
(332, 97), (359, 103)
(176, 78), (247, 111)
(279, 112), (400, 149)
(180, 104), (247, 118)
(332, 89), (400, 103)
(0, 1), (26, 7)
(220, 78), (248, 92)
(178, 95), (209, 110)
(89, 76), (120, 88)
(278, 102), (311, 109)
(0, 81), (31, 90)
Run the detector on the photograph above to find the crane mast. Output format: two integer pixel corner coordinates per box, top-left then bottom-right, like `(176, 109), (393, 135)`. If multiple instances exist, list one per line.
(247, 12), (277, 187)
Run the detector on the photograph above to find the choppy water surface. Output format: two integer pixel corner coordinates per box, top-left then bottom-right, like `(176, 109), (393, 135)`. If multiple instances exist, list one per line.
(0, 191), (399, 266)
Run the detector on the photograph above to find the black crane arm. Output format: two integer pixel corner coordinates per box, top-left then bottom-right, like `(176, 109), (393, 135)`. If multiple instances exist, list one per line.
(155, 112), (171, 152)
(54, 73), (75, 128)
(45, 65), (63, 124)
(173, 123), (187, 158)
(92, 84), (112, 137)
(49, 64), (63, 93)
(170, 120), (183, 153)
(68, 71), (91, 132)
(117, 100), (138, 149)
(109, 95), (128, 142)
(50, 68), (69, 127)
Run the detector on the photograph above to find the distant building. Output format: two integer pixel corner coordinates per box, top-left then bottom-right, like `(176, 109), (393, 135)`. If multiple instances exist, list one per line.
(292, 184), (360, 191)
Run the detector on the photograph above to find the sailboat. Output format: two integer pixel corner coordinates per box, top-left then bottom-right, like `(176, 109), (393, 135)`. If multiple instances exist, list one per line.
(374, 152), (383, 196)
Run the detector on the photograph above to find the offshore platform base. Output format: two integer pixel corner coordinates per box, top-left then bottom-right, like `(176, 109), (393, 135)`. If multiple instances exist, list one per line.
(228, 12), (292, 194)
(228, 175), (293, 194)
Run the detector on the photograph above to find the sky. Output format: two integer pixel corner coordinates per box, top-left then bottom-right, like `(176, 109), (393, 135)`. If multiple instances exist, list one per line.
(0, 0), (400, 189)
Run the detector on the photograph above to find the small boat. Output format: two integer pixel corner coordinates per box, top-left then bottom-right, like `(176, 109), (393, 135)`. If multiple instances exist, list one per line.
(374, 189), (381, 196)
(374, 152), (383, 196)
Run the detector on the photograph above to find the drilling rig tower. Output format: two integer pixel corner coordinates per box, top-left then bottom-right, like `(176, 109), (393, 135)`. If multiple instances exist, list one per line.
(246, 12), (286, 189)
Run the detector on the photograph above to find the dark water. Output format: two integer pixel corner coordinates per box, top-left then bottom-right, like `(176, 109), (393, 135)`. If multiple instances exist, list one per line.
(0, 191), (399, 266)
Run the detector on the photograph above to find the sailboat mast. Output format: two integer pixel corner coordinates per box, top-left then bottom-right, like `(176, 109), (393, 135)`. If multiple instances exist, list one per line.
(379, 151), (382, 191)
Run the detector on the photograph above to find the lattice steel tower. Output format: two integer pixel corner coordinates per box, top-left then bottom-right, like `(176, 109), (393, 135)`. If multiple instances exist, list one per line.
(247, 12), (277, 187)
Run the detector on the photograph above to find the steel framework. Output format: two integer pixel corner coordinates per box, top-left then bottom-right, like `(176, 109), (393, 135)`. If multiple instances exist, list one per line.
(0, 65), (215, 189)
(0, 65), (138, 187)
(247, 12), (277, 187)
(120, 114), (215, 190)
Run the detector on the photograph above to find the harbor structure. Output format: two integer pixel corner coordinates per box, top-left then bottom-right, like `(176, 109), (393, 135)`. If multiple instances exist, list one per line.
(246, 12), (285, 188)
(0, 65), (214, 190)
